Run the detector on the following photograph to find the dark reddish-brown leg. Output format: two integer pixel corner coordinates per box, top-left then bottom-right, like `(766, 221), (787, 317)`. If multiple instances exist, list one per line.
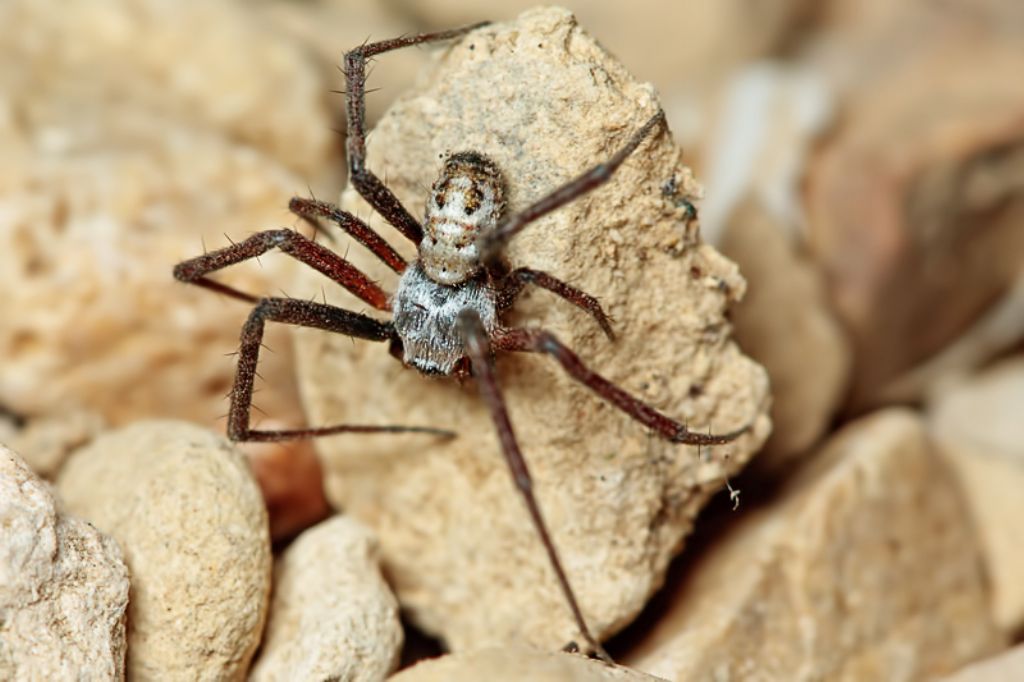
(458, 309), (612, 663)
(495, 327), (749, 445)
(230, 297), (450, 442)
(479, 110), (666, 263)
(344, 23), (488, 245)
(498, 268), (615, 340)
(289, 197), (407, 274)
(173, 229), (391, 311)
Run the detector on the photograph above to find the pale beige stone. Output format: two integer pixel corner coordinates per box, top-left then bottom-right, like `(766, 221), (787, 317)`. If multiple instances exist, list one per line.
(0, 0), (327, 430)
(624, 409), (1005, 681)
(254, 0), (423, 130)
(292, 8), (770, 653)
(721, 199), (850, 469)
(251, 516), (403, 681)
(389, 647), (667, 682)
(0, 444), (129, 680)
(928, 357), (1024, 633)
(56, 421), (271, 681)
(938, 645), (1024, 682)
(0, 408), (105, 478)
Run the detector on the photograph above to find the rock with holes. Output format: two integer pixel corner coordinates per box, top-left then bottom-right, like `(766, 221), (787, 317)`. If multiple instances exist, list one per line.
(250, 515), (403, 681)
(0, 0), (327, 432)
(0, 443), (129, 680)
(623, 410), (1005, 681)
(56, 420), (271, 680)
(292, 7), (770, 653)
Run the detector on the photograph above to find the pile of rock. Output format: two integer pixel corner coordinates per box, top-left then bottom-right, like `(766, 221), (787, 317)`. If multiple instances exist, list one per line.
(2, 2), (1022, 680)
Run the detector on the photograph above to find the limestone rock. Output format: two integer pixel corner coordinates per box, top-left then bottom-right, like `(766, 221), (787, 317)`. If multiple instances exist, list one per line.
(292, 8), (770, 652)
(0, 407), (105, 478)
(251, 516), (403, 681)
(624, 409), (1005, 681)
(720, 199), (850, 469)
(56, 420), (271, 680)
(938, 645), (1024, 682)
(0, 0), (325, 430)
(0, 444), (129, 680)
(389, 647), (667, 682)
(928, 357), (1024, 633)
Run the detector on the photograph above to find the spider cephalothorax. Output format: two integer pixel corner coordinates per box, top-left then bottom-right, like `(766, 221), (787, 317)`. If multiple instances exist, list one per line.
(173, 23), (749, 662)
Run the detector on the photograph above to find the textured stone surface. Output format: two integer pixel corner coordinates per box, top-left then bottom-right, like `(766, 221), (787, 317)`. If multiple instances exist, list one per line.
(0, 444), (129, 680)
(928, 357), (1024, 633)
(721, 199), (850, 469)
(939, 645), (1024, 682)
(624, 409), (1005, 681)
(293, 8), (770, 652)
(56, 421), (271, 680)
(251, 516), (403, 681)
(0, 0), (323, 430)
(390, 647), (667, 682)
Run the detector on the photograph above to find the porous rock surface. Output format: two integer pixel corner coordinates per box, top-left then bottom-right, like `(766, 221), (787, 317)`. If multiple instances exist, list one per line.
(624, 409), (1005, 681)
(0, 444), (129, 680)
(928, 358), (1024, 633)
(292, 8), (770, 651)
(389, 647), (667, 682)
(56, 420), (271, 680)
(0, 0), (323, 430)
(250, 515), (403, 682)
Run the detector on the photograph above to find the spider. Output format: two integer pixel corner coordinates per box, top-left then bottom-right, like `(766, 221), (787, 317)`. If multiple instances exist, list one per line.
(173, 23), (747, 662)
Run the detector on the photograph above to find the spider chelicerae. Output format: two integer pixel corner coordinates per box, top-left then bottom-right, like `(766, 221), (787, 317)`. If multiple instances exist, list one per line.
(174, 23), (747, 661)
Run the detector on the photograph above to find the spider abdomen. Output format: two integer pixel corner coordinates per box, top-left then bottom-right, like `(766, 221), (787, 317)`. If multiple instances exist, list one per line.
(392, 262), (498, 375)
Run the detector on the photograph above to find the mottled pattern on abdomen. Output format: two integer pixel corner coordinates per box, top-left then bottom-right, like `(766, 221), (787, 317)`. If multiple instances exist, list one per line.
(392, 263), (497, 375)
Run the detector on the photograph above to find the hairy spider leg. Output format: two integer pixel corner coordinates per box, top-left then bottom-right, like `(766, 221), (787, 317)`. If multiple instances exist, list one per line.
(174, 229), (392, 311)
(231, 298), (451, 442)
(495, 327), (750, 445)
(175, 233), (448, 439)
(479, 110), (667, 263)
(498, 267), (616, 341)
(458, 309), (613, 663)
(344, 23), (490, 245)
(289, 197), (407, 275)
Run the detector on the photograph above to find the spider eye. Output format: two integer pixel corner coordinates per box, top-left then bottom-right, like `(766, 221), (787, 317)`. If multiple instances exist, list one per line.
(435, 193), (446, 209)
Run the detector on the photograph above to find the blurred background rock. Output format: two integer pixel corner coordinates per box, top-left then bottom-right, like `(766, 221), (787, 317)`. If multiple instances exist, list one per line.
(1, 0), (1023, 678)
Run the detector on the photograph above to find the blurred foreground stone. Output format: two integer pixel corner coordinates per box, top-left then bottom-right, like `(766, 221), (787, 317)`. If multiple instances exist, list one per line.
(251, 516), (403, 681)
(56, 421), (271, 680)
(928, 357), (1024, 634)
(293, 8), (770, 652)
(0, 444), (129, 680)
(0, 0), (324, 430)
(624, 409), (1005, 681)
(390, 647), (666, 682)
